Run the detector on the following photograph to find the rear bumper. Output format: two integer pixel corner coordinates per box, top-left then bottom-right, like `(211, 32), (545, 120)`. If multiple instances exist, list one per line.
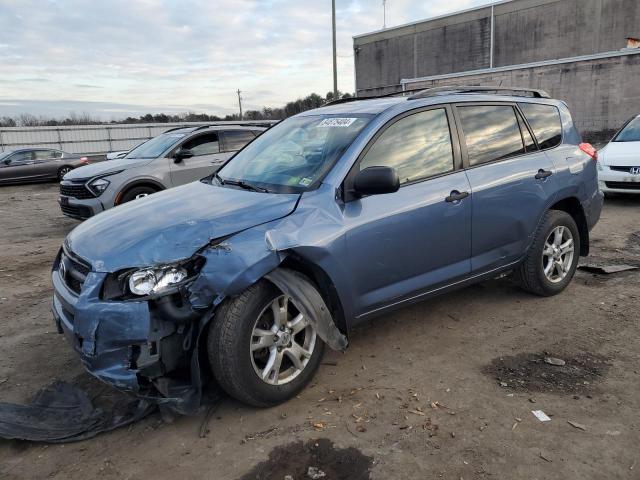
(598, 168), (640, 193)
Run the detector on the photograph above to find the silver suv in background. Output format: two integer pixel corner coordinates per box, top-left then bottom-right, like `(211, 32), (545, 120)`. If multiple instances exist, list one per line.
(58, 125), (266, 219)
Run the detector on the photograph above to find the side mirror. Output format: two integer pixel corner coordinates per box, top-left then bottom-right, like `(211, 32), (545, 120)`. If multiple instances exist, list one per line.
(174, 148), (194, 162)
(353, 166), (400, 197)
(2, 158), (10, 166)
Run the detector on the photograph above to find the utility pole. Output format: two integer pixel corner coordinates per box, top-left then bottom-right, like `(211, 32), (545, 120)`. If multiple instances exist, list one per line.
(383, 0), (387, 29)
(237, 89), (243, 121)
(332, 0), (338, 100)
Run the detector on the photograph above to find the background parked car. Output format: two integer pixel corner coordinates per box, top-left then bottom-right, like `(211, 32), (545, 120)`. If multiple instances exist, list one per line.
(59, 125), (266, 219)
(598, 114), (640, 195)
(0, 148), (89, 185)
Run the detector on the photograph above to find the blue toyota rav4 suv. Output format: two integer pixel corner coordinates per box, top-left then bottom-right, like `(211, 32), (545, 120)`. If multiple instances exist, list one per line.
(52, 86), (603, 411)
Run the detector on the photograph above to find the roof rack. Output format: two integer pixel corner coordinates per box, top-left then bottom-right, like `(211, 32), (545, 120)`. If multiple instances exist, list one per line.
(163, 122), (275, 134)
(407, 85), (551, 99)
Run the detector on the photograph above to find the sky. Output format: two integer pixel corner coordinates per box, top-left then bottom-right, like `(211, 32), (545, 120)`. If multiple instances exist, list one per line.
(0, 0), (494, 120)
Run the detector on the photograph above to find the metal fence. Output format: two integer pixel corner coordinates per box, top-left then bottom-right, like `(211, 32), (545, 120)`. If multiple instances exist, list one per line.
(0, 121), (275, 155)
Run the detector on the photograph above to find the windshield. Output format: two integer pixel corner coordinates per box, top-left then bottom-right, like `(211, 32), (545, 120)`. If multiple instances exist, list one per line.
(614, 116), (640, 142)
(125, 133), (185, 159)
(0, 151), (11, 161)
(217, 114), (372, 193)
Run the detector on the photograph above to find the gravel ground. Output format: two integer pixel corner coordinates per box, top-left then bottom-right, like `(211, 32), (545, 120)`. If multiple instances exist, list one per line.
(0, 183), (639, 479)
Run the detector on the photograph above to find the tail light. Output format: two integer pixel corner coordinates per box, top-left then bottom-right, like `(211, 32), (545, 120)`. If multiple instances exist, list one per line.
(79, 156), (89, 164)
(579, 143), (597, 161)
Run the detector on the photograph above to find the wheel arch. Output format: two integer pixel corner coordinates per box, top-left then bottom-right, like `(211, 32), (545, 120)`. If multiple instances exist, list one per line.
(115, 178), (166, 205)
(278, 253), (348, 336)
(548, 196), (589, 256)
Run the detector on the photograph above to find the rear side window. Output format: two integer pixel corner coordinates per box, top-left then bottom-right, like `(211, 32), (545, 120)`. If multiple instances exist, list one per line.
(359, 108), (454, 185)
(457, 105), (524, 166)
(222, 130), (256, 151)
(519, 103), (562, 149)
(34, 150), (53, 160)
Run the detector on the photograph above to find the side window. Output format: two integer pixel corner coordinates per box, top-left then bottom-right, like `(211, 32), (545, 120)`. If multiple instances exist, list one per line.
(183, 133), (219, 156)
(34, 150), (53, 160)
(222, 130), (256, 151)
(359, 108), (454, 185)
(458, 105), (524, 166)
(52, 150), (63, 158)
(518, 103), (562, 150)
(7, 151), (33, 165)
(516, 111), (537, 152)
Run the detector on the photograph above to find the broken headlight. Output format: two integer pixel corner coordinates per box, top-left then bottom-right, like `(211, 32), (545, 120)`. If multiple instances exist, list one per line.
(129, 266), (188, 296)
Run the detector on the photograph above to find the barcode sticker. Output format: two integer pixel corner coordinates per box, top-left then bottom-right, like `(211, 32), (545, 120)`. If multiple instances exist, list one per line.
(318, 118), (357, 128)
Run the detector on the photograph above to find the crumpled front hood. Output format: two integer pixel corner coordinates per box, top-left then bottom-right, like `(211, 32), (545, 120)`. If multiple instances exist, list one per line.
(599, 141), (640, 166)
(66, 181), (300, 272)
(64, 157), (154, 180)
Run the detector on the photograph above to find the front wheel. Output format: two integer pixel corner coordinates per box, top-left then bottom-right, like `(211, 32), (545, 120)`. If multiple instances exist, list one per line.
(515, 210), (580, 296)
(119, 185), (157, 204)
(208, 280), (324, 407)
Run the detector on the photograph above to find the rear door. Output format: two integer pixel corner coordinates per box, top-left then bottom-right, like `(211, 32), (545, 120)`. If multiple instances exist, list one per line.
(0, 151), (35, 183)
(343, 105), (472, 318)
(169, 132), (224, 185)
(454, 102), (557, 273)
(32, 149), (60, 179)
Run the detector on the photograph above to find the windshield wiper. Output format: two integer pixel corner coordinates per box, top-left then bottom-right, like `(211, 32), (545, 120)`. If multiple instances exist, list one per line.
(215, 174), (269, 193)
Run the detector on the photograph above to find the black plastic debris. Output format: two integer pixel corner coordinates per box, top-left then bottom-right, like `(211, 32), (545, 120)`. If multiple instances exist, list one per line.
(0, 381), (155, 443)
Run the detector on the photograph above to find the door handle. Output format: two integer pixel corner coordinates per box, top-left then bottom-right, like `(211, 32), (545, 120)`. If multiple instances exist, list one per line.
(445, 190), (470, 203)
(535, 169), (553, 180)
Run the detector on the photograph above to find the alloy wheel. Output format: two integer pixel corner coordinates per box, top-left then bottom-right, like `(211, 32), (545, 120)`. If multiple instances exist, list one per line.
(542, 225), (575, 283)
(250, 295), (316, 385)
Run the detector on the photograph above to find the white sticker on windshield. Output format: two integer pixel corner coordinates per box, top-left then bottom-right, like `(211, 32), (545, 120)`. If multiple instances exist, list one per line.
(299, 177), (312, 187)
(318, 118), (357, 128)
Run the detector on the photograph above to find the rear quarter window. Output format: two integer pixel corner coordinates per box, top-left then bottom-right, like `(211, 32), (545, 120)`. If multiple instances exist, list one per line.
(519, 103), (562, 150)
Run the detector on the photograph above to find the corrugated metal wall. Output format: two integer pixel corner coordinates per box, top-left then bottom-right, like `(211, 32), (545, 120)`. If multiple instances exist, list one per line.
(0, 121), (274, 154)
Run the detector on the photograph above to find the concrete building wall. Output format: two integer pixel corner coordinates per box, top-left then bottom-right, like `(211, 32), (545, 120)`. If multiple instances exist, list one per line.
(354, 0), (640, 94)
(401, 51), (640, 144)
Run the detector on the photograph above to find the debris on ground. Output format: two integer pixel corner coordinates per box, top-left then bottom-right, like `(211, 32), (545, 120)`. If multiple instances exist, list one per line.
(568, 420), (587, 431)
(0, 381), (154, 443)
(484, 351), (609, 393)
(532, 410), (551, 422)
(307, 466), (327, 479)
(578, 263), (639, 274)
(544, 357), (566, 366)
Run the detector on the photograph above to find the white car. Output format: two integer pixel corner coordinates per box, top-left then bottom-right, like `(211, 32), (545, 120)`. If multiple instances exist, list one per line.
(598, 114), (640, 195)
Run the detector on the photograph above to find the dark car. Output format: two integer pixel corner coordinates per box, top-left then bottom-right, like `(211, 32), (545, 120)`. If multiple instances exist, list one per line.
(0, 148), (89, 185)
(52, 86), (603, 412)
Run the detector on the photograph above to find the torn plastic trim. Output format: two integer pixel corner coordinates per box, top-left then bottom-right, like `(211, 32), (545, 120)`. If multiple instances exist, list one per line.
(265, 267), (348, 352)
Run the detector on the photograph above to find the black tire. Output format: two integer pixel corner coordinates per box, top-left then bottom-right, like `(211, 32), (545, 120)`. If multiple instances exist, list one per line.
(208, 280), (325, 407)
(58, 166), (73, 180)
(515, 210), (581, 296)
(119, 185), (158, 204)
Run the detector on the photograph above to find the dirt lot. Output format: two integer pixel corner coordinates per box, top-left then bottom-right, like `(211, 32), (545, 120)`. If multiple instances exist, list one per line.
(1, 183), (639, 479)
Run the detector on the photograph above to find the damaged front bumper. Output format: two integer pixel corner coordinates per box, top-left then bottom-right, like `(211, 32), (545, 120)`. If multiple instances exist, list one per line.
(51, 250), (204, 412)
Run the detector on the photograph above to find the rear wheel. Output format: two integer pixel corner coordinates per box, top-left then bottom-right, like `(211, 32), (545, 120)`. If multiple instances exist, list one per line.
(119, 185), (158, 204)
(515, 210), (580, 296)
(58, 166), (73, 180)
(208, 280), (324, 407)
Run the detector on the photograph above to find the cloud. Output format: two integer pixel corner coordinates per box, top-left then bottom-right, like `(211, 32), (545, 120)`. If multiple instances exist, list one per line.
(0, 0), (492, 119)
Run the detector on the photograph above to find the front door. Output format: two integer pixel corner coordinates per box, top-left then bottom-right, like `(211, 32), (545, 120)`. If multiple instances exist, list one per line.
(454, 103), (558, 273)
(343, 106), (472, 318)
(169, 132), (231, 185)
(0, 151), (35, 184)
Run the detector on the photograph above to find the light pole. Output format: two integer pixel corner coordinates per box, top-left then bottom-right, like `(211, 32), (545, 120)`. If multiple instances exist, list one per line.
(383, 0), (387, 29)
(332, 0), (338, 100)
(237, 89), (243, 121)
